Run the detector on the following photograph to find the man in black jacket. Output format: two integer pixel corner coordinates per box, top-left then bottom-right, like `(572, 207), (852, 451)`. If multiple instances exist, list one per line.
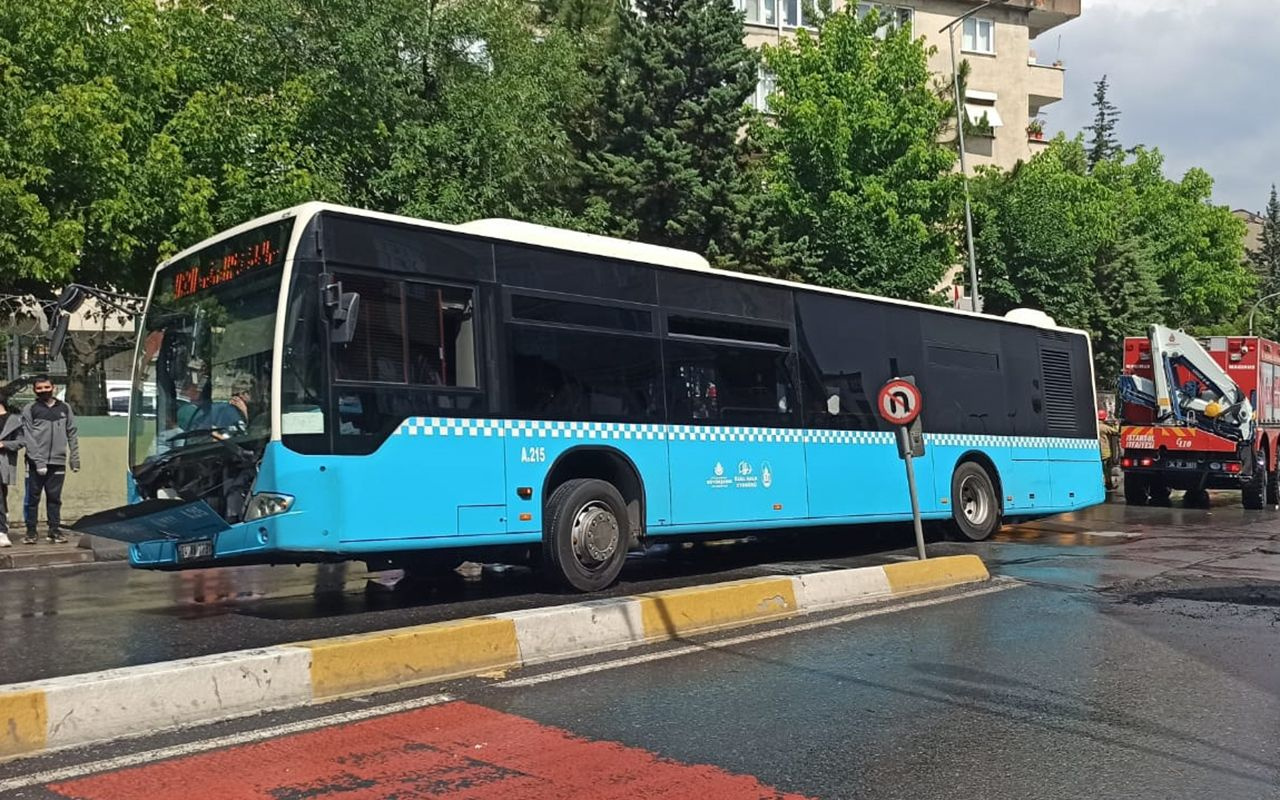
(20, 376), (80, 544)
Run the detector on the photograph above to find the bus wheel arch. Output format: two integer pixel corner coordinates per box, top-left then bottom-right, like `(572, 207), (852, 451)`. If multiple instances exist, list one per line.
(542, 447), (646, 546)
(949, 453), (1003, 542)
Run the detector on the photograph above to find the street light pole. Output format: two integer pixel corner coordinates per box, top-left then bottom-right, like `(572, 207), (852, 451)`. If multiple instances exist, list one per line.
(1248, 290), (1280, 336)
(941, 0), (1010, 314)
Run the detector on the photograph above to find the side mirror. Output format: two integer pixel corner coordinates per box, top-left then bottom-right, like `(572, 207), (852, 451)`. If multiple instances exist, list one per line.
(57, 285), (87, 315)
(323, 280), (360, 345)
(48, 313), (70, 361)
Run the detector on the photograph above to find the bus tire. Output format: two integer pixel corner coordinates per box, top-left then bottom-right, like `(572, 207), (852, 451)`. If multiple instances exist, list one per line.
(542, 478), (629, 592)
(949, 461), (1001, 542)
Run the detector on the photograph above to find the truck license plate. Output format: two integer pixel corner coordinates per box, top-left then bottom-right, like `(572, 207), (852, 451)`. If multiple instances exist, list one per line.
(177, 539), (214, 563)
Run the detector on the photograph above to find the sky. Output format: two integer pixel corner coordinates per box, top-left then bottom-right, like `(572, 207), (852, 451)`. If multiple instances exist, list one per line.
(1036, 0), (1279, 212)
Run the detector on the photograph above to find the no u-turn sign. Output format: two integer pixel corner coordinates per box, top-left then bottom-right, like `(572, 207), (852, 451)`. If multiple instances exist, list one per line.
(877, 378), (923, 426)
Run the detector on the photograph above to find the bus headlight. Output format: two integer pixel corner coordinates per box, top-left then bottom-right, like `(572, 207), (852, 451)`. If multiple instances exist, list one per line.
(244, 493), (294, 521)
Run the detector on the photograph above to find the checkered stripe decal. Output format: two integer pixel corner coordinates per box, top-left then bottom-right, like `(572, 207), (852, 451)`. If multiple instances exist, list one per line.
(393, 418), (1096, 449)
(806, 430), (896, 445)
(927, 433), (1097, 450)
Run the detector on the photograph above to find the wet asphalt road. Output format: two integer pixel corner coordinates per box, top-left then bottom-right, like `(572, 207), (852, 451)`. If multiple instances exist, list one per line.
(2, 493), (1278, 685)
(2, 492), (1279, 799)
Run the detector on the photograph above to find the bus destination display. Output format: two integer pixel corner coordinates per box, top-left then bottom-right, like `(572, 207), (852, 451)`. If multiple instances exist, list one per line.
(172, 237), (281, 299)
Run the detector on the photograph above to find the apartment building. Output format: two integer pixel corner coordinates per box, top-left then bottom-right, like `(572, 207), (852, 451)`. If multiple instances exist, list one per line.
(742, 0), (1082, 172)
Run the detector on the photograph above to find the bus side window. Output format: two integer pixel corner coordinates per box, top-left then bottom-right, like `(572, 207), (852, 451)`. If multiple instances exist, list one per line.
(331, 274), (406, 383)
(507, 326), (661, 422)
(665, 341), (797, 427)
(330, 275), (478, 389)
(406, 283), (477, 388)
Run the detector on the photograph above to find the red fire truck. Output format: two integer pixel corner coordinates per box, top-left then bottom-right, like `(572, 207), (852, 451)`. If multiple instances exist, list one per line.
(1118, 325), (1280, 509)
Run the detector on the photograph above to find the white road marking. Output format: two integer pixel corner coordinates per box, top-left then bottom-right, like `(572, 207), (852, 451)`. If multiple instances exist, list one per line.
(496, 578), (1023, 689)
(0, 693), (454, 792)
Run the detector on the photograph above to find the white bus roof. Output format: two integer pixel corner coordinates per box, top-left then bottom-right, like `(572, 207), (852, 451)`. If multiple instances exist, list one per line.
(156, 201), (1084, 338)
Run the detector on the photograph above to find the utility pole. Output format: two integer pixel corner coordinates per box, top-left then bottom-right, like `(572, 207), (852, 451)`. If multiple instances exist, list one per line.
(940, 0), (1011, 313)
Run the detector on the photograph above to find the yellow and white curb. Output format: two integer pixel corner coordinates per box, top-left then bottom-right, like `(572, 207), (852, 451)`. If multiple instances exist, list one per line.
(0, 554), (987, 760)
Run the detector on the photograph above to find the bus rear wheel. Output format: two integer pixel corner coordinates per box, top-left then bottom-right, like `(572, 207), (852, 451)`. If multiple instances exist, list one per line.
(950, 462), (1001, 542)
(543, 478), (629, 592)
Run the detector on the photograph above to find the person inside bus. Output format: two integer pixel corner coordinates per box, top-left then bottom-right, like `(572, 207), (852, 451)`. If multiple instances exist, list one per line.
(190, 375), (255, 436)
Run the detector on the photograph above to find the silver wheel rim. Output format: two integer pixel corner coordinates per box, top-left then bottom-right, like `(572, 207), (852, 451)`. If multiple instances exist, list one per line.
(570, 500), (620, 570)
(959, 475), (991, 527)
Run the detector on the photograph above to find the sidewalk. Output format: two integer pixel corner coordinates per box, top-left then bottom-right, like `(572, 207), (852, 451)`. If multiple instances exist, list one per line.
(0, 537), (96, 570)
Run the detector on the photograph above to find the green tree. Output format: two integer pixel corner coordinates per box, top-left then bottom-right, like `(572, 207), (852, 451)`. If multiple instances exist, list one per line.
(971, 140), (1117, 325)
(972, 137), (1251, 378)
(1100, 149), (1251, 328)
(1251, 185), (1280, 292)
(749, 7), (958, 300)
(163, 0), (590, 227)
(576, 0), (758, 259)
(0, 0), (204, 293)
(1085, 74), (1122, 170)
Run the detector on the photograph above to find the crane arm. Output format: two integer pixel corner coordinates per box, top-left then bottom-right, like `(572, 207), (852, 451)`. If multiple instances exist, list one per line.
(1146, 324), (1254, 440)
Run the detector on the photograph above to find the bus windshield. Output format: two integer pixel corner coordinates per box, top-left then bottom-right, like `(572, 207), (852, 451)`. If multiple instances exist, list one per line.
(129, 221), (291, 470)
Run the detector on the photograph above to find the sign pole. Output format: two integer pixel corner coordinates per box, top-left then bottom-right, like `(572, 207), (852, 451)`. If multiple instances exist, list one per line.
(878, 377), (928, 561)
(898, 427), (928, 561)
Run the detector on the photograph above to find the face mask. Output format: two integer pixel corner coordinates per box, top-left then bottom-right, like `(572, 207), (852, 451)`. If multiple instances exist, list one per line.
(36, 390), (53, 401)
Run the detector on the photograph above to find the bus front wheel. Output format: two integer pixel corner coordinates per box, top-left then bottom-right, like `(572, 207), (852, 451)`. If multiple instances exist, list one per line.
(543, 478), (629, 592)
(950, 462), (1001, 542)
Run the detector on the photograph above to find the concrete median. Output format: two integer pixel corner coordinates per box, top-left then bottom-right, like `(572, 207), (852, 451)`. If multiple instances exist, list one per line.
(0, 554), (989, 760)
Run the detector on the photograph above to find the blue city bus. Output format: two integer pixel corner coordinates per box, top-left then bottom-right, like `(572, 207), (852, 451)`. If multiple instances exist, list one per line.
(83, 203), (1105, 591)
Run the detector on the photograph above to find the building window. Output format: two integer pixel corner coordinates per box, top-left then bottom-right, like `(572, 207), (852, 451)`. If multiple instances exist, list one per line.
(962, 90), (1003, 134)
(962, 17), (995, 54)
(751, 68), (777, 113)
(856, 3), (913, 37)
(781, 0), (809, 28)
(740, 0), (776, 26)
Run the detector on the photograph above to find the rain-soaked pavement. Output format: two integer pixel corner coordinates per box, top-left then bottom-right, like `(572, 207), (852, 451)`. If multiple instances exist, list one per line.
(3, 492), (1278, 799)
(2, 493), (1277, 686)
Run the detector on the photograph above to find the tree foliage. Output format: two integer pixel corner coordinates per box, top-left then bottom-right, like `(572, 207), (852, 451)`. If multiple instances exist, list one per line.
(1085, 74), (1122, 170)
(973, 137), (1251, 379)
(748, 7), (958, 301)
(575, 0), (758, 260)
(1252, 185), (1280, 293)
(0, 0), (198, 293)
(0, 0), (594, 300)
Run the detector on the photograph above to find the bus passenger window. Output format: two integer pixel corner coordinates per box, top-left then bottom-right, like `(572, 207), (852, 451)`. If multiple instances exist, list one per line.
(508, 326), (661, 422)
(332, 275), (405, 383)
(666, 342), (796, 427)
(332, 275), (477, 389)
(406, 283), (477, 388)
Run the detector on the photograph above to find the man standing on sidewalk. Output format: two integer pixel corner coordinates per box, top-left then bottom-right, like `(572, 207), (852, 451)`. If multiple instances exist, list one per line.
(21, 376), (80, 544)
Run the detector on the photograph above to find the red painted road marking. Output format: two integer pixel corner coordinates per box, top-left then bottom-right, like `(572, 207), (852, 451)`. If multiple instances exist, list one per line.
(49, 701), (812, 800)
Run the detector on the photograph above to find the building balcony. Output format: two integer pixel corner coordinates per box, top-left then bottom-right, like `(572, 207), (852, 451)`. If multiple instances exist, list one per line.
(1007, 0), (1082, 37)
(1027, 61), (1065, 107)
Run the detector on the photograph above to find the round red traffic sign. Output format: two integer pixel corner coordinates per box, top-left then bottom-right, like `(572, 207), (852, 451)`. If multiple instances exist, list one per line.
(877, 379), (923, 426)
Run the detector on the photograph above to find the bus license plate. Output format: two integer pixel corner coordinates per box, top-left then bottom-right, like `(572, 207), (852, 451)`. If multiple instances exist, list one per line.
(177, 539), (214, 563)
